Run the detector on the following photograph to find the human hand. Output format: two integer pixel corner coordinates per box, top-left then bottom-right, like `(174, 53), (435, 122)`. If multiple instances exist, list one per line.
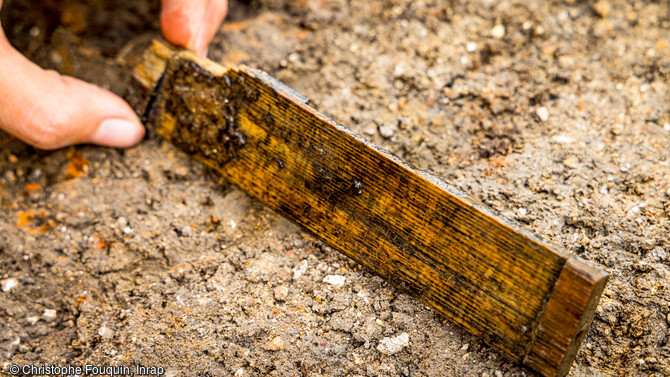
(0, 0), (228, 150)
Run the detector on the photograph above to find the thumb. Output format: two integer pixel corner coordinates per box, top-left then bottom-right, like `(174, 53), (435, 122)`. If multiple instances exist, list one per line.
(161, 0), (228, 55)
(0, 29), (144, 150)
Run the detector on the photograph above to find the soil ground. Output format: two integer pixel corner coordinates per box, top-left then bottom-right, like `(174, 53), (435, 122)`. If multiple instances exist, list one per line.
(0, 0), (669, 376)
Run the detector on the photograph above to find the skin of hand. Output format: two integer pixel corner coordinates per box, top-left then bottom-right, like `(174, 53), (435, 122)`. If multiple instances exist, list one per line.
(0, 0), (227, 150)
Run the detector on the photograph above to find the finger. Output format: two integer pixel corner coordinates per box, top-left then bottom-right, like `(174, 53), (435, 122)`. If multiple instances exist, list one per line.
(161, 0), (228, 55)
(0, 29), (144, 150)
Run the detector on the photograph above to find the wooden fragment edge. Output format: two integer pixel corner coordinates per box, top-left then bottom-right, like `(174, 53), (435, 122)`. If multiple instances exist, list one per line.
(123, 40), (610, 377)
(524, 256), (609, 377)
(124, 39), (177, 120)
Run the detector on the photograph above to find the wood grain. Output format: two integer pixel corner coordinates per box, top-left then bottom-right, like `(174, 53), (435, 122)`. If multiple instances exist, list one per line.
(124, 41), (609, 377)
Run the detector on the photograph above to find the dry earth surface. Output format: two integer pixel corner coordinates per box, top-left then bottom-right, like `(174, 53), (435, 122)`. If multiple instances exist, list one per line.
(1, 0), (669, 376)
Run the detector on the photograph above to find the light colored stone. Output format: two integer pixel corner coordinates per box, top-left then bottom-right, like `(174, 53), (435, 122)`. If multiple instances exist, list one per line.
(274, 286), (289, 301)
(593, 0), (611, 17)
(98, 326), (114, 339)
(266, 336), (285, 351)
(42, 309), (57, 321)
(563, 156), (579, 169)
(377, 332), (410, 355)
(491, 24), (505, 39)
(379, 121), (398, 138)
(323, 275), (346, 287)
(363, 125), (377, 135)
(536, 106), (549, 122)
(551, 134), (573, 144)
(2, 278), (18, 292)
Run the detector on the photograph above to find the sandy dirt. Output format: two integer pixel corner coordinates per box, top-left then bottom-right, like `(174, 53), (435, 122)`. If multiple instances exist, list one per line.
(0, 0), (669, 376)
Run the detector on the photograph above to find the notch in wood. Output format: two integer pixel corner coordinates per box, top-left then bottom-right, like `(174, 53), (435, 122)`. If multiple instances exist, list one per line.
(124, 40), (609, 377)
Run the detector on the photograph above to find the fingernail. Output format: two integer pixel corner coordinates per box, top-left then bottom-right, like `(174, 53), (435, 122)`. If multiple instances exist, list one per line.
(90, 118), (144, 148)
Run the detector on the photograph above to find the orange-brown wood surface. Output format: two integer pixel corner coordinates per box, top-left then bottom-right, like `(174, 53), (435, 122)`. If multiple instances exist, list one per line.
(125, 41), (609, 377)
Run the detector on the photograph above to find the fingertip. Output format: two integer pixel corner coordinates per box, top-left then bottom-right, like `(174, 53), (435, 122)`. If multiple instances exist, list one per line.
(160, 0), (228, 56)
(89, 117), (145, 148)
(160, 2), (193, 49)
(0, 36), (145, 150)
(61, 76), (146, 148)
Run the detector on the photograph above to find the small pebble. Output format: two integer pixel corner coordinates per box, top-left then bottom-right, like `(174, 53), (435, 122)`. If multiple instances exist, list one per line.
(663, 123), (670, 132)
(460, 56), (470, 65)
(551, 134), (573, 144)
(117, 217), (127, 226)
(30, 168), (42, 181)
(98, 326), (114, 339)
(2, 278), (18, 292)
(266, 336), (285, 351)
(363, 125), (377, 135)
(378, 121), (398, 138)
(234, 369), (245, 377)
(377, 332), (410, 355)
(274, 286), (289, 301)
(466, 42), (478, 52)
(229, 220), (237, 229)
(491, 24), (505, 39)
(26, 316), (39, 325)
(123, 227), (133, 234)
(323, 275), (347, 287)
(173, 167), (189, 179)
(43, 309), (57, 321)
(495, 371), (503, 377)
(180, 225), (192, 236)
(29, 26), (40, 37)
(536, 106), (549, 122)
(563, 156), (579, 169)
(593, 0), (611, 17)
(49, 50), (62, 64)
